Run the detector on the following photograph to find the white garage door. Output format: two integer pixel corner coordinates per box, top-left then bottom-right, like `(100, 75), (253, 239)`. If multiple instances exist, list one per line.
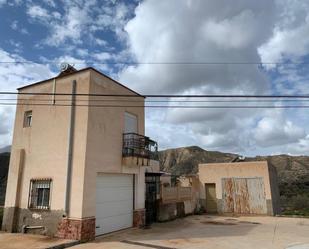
(96, 174), (133, 236)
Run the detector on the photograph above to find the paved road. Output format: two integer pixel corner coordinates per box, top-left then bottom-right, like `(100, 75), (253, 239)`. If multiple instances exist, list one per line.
(73, 215), (309, 249)
(0, 232), (76, 249)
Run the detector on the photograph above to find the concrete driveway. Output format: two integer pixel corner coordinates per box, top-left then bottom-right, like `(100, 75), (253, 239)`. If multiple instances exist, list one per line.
(73, 215), (309, 249)
(0, 232), (77, 249)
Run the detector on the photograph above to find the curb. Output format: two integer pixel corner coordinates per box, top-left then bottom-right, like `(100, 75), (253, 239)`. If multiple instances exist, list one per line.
(46, 240), (80, 249)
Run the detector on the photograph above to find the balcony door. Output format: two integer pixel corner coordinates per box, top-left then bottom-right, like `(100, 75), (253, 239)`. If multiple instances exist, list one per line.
(125, 112), (138, 133)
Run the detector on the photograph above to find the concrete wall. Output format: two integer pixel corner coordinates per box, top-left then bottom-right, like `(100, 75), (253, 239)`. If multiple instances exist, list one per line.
(3, 68), (157, 237)
(81, 69), (148, 219)
(3, 71), (90, 234)
(198, 161), (278, 215)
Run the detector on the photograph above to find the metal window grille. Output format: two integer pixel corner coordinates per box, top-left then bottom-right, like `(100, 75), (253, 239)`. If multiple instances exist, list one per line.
(28, 179), (51, 210)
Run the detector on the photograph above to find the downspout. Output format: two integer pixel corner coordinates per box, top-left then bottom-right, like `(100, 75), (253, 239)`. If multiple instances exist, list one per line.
(52, 78), (56, 105)
(64, 80), (76, 216)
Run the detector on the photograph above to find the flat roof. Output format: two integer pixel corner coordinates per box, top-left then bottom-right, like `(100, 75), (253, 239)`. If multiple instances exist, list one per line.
(17, 67), (144, 97)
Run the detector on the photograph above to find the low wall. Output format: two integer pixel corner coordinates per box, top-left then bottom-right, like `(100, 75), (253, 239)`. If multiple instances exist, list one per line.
(157, 202), (186, 222)
(2, 207), (95, 241)
(2, 207), (64, 236)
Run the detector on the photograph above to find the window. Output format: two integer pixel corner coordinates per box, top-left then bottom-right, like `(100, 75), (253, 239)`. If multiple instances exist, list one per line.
(28, 179), (51, 210)
(124, 112), (137, 133)
(24, 110), (32, 127)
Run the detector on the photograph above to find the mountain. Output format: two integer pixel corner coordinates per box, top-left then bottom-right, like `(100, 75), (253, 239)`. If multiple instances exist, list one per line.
(0, 146), (308, 210)
(0, 146), (11, 153)
(0, 152), (10, 205)
(159, 146), (238, 175)
(159, 146), (309, 211)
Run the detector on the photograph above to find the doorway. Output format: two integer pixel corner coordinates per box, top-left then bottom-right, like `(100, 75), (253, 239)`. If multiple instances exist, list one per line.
(205, 183), (217, 213)
(145, 172), (160, 226)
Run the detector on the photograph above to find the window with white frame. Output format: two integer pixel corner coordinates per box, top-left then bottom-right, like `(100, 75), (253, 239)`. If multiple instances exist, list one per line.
(124, 112), (138, 133)
(24, 110), (32, 127)
(28, 179), (51, 210)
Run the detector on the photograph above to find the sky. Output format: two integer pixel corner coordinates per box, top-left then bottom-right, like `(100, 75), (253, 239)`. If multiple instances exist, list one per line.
(1, 0), (309, 156)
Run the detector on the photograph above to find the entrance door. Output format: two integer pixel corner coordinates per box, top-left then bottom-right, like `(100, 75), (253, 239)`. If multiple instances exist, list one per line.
(95, 174), (133, 236)
(205, 183), (217, 213)
(145, 173), (160, 225)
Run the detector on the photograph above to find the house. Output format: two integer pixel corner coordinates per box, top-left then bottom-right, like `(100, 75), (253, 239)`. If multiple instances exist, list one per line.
(2, 66), (160, 241)
(198, 161), (280, 215)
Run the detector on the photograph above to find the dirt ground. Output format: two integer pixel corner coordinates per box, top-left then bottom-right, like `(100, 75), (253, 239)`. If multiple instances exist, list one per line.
(0, 232), (77, 249)
(73, 215), (309, 249)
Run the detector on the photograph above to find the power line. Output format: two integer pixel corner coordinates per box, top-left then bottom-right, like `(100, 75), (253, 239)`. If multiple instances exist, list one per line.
(1, 92), (309, 98)
(1, 102), (309, 109)
(2, 98), (309, 103)
(0, 61), (307, 65)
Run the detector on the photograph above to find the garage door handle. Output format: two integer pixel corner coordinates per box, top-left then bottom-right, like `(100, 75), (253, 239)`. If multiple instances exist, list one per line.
(96, 226), (100, 228)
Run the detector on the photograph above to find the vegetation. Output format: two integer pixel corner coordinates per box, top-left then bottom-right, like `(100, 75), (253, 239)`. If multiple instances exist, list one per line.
(0, 206), (3, 227)
(280, 181), (309, 216)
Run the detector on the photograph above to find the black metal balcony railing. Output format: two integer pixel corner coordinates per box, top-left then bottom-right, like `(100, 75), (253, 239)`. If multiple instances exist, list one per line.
(123, 133), (158, 160)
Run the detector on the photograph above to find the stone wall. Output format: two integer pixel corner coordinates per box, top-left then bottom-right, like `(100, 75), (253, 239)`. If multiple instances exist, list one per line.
(2, 207), (95, 241)
(56, 217), (95, 241)
(133, 209), (145, 228)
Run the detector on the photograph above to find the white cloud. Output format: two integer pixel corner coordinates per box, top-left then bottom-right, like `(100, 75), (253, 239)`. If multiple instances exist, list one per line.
(0, 49), (55, 147)
(10, 20), (29, 34)
(25, 0), (133, 48)
(27, 5), (50, 20)
(42, 0), (56, 8)
(0, 0), (22, 7)
(119, 0), (274, 94)
(117, 0), (309, 155)
(258, 0), (309, 66)
(92, 52), (112, 61)
(254, 111), (305, 147)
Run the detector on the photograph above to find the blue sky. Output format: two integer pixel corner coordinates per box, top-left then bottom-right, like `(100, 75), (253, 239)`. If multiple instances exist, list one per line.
(1, 0), (309, 156)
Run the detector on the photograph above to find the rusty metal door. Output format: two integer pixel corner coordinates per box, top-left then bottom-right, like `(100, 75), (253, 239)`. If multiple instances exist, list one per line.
(222, 178), (267, 214)
(246, 178), (267, 214)
(205, 183), (217, 213)
(222, 178), (234, 213)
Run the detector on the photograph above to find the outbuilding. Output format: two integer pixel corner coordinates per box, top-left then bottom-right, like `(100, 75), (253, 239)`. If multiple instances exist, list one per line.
(198, 161), (280, 215)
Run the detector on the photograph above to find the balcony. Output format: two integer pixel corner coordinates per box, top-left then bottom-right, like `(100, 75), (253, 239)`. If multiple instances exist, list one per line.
(122, 133), (159, 167)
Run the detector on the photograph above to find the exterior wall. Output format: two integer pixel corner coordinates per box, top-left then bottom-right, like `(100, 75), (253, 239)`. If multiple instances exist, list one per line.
(3, 68), (157, 239)
(3, 71), (90, 235)
(81, 69), (150, 224)
(179, 176), (201, 214)
(198, 161), (275, 215)
(160, 175), (172, 186)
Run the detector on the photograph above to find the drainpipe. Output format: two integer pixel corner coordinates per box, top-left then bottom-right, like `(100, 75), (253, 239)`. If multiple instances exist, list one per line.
(52, 78), (56, 105)
(64, 80), (76, 216)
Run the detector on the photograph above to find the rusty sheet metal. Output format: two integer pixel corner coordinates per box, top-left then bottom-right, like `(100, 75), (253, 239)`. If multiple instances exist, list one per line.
(222, 177), (267, 214)
(222, 178), (234, 213)
(246, 178), (267, 214)
(233, 178), (250, 214)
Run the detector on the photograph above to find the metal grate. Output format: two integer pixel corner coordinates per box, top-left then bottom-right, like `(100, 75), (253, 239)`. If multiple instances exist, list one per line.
(28, 179), (51, 210)
(123, 133), (158, 160)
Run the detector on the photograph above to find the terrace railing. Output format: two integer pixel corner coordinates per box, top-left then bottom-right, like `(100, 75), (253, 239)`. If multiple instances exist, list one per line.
(122, 133), (158, 160)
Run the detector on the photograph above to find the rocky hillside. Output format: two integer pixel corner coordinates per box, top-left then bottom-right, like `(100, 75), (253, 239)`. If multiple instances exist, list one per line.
(0, 152), (10, 205)
(159, 146), (309, 211)
(159, 146), (238, 175)
(0, 147), (308, 210)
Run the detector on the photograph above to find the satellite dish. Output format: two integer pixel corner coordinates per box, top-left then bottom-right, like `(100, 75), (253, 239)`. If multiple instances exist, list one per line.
(60, 62), (69, 71)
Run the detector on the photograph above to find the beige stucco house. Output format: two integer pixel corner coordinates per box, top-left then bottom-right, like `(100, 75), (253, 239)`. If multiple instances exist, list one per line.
(2, 66), (159, 240)
(198, 161), (280, 216)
